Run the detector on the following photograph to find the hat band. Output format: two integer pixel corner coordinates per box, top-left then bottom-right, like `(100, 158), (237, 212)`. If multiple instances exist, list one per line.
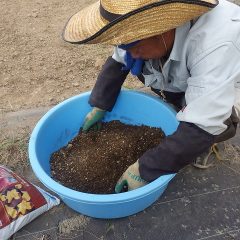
(100, 3), (122, 21)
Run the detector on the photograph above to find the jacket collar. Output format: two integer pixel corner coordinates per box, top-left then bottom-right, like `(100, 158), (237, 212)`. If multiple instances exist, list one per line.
(168, 21), (191, 62)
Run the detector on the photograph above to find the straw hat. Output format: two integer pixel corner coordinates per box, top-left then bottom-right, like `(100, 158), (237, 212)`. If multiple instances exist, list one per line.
(63, 0), (218, 45)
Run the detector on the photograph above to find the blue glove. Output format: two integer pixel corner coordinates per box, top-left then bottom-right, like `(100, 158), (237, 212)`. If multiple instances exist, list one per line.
(118, 41), (144, 76)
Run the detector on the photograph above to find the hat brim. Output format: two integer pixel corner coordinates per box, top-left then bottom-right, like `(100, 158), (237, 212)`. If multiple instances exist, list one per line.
(63, 0), (218, 45)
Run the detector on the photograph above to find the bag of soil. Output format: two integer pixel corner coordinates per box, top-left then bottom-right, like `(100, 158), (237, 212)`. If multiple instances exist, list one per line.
(0, 165), (60, 240)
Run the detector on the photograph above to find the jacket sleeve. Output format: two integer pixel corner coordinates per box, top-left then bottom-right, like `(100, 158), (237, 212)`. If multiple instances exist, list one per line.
(89, 47), (129, 111)
(177, 42), (240, 135)
(139, 122), (214, 182)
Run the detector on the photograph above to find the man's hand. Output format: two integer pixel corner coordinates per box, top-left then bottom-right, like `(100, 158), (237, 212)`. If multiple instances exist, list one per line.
(82, 107), (106, 132)
(115, 160), (148, 193)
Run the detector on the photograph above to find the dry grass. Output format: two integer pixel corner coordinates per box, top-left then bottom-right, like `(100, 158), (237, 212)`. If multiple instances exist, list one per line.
(0, 127), (30, 173)
(223, 142), (240, 163)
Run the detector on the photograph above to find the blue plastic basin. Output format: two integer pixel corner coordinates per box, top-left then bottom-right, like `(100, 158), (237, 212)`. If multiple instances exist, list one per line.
(29, 90), (179, 218)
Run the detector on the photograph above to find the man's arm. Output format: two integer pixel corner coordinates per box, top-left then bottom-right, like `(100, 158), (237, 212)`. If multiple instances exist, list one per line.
(139, 42), (240, 181)
(89, 47), (129, 111)
(139, 122), (214, 181)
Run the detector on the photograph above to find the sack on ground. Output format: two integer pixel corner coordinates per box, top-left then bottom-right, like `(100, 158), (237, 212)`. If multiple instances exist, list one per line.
(0, 165), (60, 240)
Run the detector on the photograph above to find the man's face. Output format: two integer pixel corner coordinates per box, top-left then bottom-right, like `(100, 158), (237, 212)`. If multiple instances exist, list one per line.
(128, 35), (167, 60)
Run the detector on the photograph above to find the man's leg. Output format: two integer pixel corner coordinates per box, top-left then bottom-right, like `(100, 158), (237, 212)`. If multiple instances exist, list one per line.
(193, 143), (225, 169)
(193, 107), (239, 169)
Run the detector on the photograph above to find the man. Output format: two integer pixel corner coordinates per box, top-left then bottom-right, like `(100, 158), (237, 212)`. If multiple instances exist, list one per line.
(63, 0), (240, 193)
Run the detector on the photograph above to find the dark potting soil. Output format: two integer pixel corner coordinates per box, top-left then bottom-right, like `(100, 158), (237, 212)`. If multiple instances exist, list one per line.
(50, 121), (165, 194)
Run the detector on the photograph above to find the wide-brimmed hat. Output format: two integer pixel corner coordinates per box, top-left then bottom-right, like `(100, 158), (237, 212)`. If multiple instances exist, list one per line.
(63, 0), (218, 45)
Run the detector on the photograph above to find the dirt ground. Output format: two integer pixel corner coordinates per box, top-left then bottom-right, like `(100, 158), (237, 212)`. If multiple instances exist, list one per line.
(0, 0), (141, 114)
(1, 0), (239, 114)
(1, 0), (239, 113)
